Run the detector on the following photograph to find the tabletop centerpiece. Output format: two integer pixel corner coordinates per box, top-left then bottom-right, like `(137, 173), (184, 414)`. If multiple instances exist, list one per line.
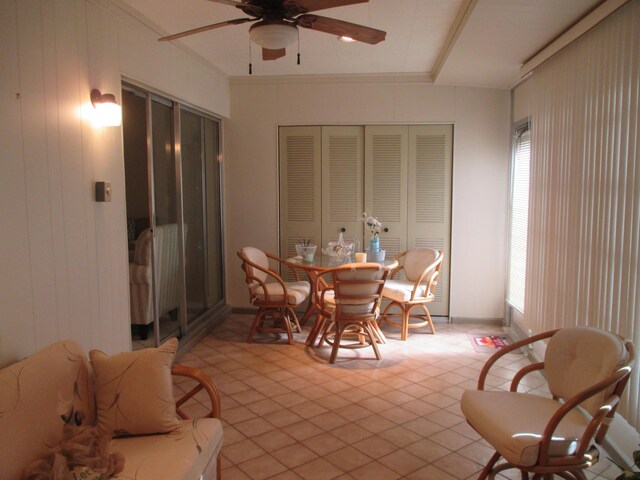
(363, 212), (385, 262)
(295, 239), (317, 263)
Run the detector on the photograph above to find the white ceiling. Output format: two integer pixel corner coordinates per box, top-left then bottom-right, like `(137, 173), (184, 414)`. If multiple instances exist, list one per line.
(118, 0), (601, 88)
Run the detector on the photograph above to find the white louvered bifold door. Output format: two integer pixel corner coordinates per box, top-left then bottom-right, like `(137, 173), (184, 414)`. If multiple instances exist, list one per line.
(407, 125), (453, 316)
(321, 126), (364, 248)
(364, 126), (408, 258)
(279, 127), (322, 280)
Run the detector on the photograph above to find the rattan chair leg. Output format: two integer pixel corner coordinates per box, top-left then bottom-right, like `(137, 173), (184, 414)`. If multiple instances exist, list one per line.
(247, 308), (266, 343)
(329, 324), (346, 364)
(364, 322), (382, 360)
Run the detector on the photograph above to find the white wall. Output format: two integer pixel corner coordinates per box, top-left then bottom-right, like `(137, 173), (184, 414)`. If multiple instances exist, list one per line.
(225, 76), (510, 319)
(0, 0), (229, 367)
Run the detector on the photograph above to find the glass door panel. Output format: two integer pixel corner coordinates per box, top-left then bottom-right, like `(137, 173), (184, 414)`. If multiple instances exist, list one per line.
(180, 110), (207, 323)
(205, 117), (224, 306)
(151, 100), (182, 343)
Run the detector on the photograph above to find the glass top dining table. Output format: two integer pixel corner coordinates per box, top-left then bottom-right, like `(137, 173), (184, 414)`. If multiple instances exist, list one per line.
(284, 254), (398, 271)
(282, 253), (399, 345)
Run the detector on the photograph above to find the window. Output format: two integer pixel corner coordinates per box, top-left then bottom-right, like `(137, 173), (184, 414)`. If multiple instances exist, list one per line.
(507, 123), (530, 313)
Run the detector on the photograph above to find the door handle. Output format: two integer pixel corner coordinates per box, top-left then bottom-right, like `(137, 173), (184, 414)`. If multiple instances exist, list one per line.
(383, 227), (389, 233)
(340, 227), (346, 233)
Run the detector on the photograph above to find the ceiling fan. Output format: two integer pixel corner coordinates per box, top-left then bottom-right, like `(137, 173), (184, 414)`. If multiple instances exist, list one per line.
(159, 0), (386, 61)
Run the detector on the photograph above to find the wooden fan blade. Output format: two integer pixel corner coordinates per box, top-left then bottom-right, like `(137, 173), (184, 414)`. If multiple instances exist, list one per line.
(204, 0), (242, 6)
(296, 14), (386, 44)
(159, 18), (254, 41)
(263, 48), (287, 60)
(285, 0), (367, 13)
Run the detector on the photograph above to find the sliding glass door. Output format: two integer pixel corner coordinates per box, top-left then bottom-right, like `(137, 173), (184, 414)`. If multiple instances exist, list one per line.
(122, 83), (224, 348)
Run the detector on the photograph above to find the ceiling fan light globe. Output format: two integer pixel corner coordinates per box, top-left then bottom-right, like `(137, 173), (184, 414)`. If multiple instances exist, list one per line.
(249, 23), (297, 49)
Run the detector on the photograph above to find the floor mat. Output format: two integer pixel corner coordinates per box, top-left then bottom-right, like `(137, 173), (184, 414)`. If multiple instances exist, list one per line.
(467, 333), (511, 353)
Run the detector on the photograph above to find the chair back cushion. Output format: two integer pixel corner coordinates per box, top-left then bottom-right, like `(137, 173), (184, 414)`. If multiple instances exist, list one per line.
(333, 264), (387, 316)
(133, 227), (153, 265)
(403, 248), (440, 283)
(241, 247), (270, 285)
(154, 224), (181, 317)
(545, 327), (628, 416)
(0, 340), (94, 480)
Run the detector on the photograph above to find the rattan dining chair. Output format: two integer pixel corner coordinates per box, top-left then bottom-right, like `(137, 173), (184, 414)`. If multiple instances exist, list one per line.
(237, 247), (310, 345)
(314, 263), (389, 363)
(379, 247), (443, 340)
(461, 327), (635, 480)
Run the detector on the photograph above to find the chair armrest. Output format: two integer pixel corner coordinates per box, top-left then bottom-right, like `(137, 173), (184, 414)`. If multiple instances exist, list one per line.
(477, 329), (559, 390)
(129, 264), (151, 285)
(509, 362), (545, 392)
(171, 364), (221, 419)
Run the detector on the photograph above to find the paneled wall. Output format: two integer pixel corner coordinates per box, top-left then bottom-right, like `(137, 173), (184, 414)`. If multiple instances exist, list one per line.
(0, 0), (229, 367)
(226, 78), (510, 319)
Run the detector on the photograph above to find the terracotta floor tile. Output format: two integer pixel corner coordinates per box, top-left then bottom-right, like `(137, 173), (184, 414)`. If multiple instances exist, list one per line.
(406, 464), (458, 480)
(378, 425), (423, 447)
(432, 452), (483, 479)
(358, 414), (396, 434)
(429, 429), (476, 451)
(252, 429), (298, 453)
(325, 445), (374, 472)
(223, 438), (266, 464)
(272, 444), (320, 468)
(237, 453), (288, 480)
(350, 461), (401, 480)
(330, 424), (373, 444)
(378, 448), (427, 476)
(283, 420), (326, 441)
(309, 411), (351, 431)
(352, 436), (398, 458)
(405, 438), (452, 463)
(293, 457), (345, 480)
(262, 408), (303, 428)
(234, 417), (276, 437)
(221, 465), (252, 480)
(305, 432), (349, 456)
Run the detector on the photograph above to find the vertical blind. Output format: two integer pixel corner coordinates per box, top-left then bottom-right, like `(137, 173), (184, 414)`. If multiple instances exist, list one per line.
(507, 125), (530, 313)
(526, 1), (639, 430)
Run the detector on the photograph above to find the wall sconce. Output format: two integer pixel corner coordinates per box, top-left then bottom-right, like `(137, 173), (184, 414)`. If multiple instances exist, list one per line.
(90, 89), (122, 127)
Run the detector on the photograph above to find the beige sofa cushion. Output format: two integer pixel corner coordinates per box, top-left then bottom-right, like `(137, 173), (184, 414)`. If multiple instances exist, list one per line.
(0, 340), (94, 480)
(112, 418), (223, 480)
(90, 338), (181, 436)
(461, 390), (589, 466)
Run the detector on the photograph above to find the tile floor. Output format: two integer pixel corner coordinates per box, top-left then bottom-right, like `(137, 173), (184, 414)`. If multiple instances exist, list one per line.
(174, 314), (622, 480)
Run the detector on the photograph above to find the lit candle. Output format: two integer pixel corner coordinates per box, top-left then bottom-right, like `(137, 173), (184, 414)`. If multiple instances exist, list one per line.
(355, 252), (367, 263)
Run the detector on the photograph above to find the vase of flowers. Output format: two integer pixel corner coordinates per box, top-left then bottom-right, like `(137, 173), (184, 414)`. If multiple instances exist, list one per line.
(363, 212), (385, 261)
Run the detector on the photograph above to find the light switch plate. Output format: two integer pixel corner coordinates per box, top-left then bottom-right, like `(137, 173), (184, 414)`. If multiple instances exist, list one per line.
(95, 181), (112, 202)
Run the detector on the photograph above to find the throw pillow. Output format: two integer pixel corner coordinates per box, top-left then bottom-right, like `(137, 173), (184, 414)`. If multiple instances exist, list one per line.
(90, 338), (181, 437)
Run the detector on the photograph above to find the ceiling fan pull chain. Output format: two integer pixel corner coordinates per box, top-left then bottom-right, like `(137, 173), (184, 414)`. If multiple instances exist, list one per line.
(248, 36), (253, 75)
(297, 29), (301, 65)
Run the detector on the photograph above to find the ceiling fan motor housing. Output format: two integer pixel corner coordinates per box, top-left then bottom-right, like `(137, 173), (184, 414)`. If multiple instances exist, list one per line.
(249, 19), (298, 49)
